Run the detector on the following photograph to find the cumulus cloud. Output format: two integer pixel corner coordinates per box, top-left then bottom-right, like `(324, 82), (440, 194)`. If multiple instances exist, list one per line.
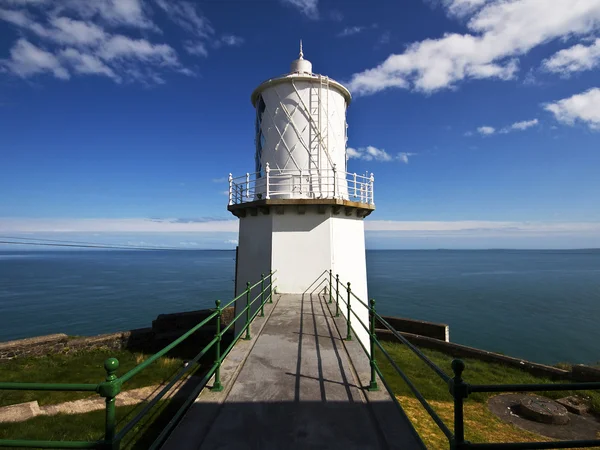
(543, 38), (600, 75)
(544, 88), (600, 130)
(347, 146), (416, 163)
(280, 0), (318, 19)
(348, 0), (600, 95)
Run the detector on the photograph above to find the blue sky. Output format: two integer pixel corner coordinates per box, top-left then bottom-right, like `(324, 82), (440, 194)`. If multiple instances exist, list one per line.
(1, 0), (600, 249)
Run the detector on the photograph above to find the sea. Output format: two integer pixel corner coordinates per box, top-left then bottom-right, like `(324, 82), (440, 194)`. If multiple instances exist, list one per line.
(1, 249), (599, 366)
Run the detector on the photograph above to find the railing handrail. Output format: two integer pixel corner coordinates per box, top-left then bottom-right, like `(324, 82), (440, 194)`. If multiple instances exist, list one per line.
(325, 270), (600, 450)
(228, 165), (375, 206)
(0, 271), (278, 450)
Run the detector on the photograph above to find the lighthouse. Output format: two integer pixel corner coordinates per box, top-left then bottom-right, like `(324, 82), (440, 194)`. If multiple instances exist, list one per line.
(227, 44), (375, 347)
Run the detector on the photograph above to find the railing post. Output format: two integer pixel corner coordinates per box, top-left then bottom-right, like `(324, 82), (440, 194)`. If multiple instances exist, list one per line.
(346, 282), (352, 341)
(333, 163), (337, 198)
(368, 298), (378, 391)
(329, 270), (332, 304)
(260, 273), (265, 317)
(246, 172), (250, 200)
(370, 173), (375, 205)
(265, 162), (271, 200)
(450, 359), (468, 449)
(353, 172), (357, 198)
(212, 300), (223, 392)
(102, 358), (120, 450)
(300, 169), (303, 195)
(244, 281), (251, 340)
(228, 173), (233, 206)
(335, 274), (340, 317)
(269, 271), (273, 303)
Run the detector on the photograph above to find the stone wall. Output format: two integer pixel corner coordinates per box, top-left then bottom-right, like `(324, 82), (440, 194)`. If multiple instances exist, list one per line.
(0, 307), (234, 362)
(378, 315), (449, 342)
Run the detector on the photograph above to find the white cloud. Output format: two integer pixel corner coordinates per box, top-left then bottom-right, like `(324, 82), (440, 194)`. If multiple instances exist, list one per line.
(477, 126), (495, 135)
(444, 0), (491, 17)
(348, 0), (600, 95)
(0, 218), (239, 233)
(60, 48), (119, 81)
(3, 39), (69, 79)
(472, 119), (538, 136)
(543, 38), (600, 75)
(544, 88), (600, 130)
(213, 34), (244, 48)
(337, 26), (365, 37)
(184, 41), (208, 57)
(0, 0), (237, 83)
(280, 0), (318, 19)
(498, 118), (539, 133)
(397, 152), (416, 164)
(153, 0), (213, 38)
(363, 221), (600, 246)
(347, 146), (415, 163)
(98, 35), (178, 66)
(57, 0), (156, 30)
(225, 239), (238, 245)
(508, 119), (539, 131)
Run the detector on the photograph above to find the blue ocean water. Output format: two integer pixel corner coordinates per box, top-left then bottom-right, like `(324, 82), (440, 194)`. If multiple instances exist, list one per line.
(1, 249), (599, 365)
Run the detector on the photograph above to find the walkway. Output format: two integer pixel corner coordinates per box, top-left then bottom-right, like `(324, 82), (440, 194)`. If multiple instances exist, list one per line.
(163, 293), (425, 450)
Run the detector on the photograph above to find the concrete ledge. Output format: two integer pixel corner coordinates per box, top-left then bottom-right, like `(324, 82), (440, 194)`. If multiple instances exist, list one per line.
(228, 198), (375, 218)
(572, 364), (600, 382)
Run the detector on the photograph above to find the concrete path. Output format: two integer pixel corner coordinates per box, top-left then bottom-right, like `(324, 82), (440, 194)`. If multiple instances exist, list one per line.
(164, 293), (425, 450)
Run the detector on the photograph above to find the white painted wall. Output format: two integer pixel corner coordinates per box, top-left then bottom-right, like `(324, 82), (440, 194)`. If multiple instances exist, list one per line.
(331, 216), (370, 353)
(234, 214), (273, 337)
(271, 209), (332, 294)
(234, 207), (371, 352)
(256, 79), (349, 200)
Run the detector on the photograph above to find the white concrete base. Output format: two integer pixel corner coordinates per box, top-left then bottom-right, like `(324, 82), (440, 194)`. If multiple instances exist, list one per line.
(234, 205), (370, 351)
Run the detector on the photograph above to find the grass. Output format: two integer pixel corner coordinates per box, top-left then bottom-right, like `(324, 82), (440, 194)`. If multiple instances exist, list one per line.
(0, 396), (191, 449)
(0, 348), (185, 407)
(378, 341), (600, 448)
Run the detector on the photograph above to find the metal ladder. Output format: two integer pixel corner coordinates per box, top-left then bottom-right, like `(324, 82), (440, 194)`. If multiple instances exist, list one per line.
(308, 76), (330, 196)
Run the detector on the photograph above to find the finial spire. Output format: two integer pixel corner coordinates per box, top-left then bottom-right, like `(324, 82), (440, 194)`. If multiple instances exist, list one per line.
(299, 40), (304, 59)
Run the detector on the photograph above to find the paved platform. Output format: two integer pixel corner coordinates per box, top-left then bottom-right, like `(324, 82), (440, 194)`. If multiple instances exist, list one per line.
(163, 293), (425, 450)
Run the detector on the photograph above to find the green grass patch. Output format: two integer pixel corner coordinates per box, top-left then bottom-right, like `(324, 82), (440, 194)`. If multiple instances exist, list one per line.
(378, 341), (600, 447)
(0, 396), (190, 449)
(377, 341), (600, 413)
(0, 348), (184, 407)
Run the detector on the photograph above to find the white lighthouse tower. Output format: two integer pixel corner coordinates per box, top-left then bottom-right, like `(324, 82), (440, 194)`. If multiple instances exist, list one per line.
(228, 44), (375, 347)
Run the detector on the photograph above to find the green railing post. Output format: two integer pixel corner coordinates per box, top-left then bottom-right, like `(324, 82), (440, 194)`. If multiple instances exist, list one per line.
(212, 299), (223, 392)
(335, 274), (340, 317)
(368, 298), (378, 391)
(101, 357), (120, 450)
(450, 359), (468, 449)
(329, 270), (333, 303)
(260, 273), (265, 317)
(346, 282), (352, 341)
(244, 281), (251, 340)
(269, 272), (274, 303)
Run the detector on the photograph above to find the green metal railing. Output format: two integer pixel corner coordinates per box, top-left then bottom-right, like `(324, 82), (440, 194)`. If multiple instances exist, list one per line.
(326, 270), (600, 450)
(0, 271), (277, 450)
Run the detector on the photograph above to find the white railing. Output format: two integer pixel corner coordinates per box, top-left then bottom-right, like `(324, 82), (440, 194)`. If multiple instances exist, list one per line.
(228, 163), (375, 206)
